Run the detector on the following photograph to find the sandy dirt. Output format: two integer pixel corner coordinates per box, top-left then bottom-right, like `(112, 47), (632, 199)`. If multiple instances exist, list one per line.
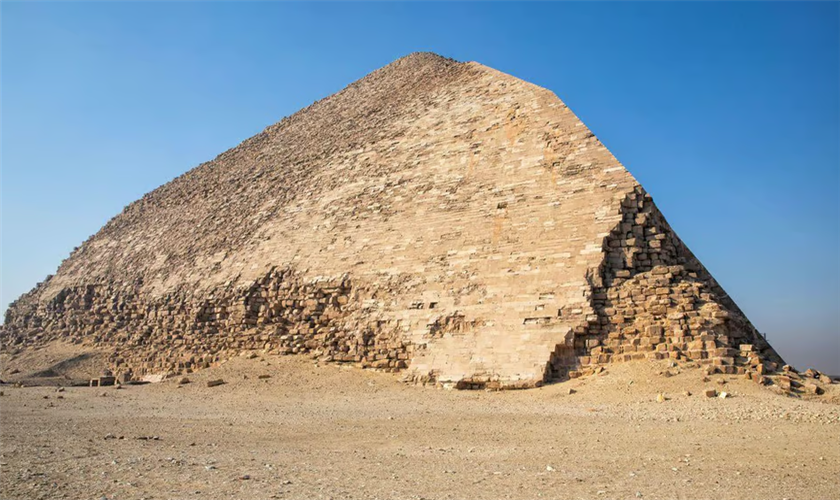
(1, 344), (838, 500)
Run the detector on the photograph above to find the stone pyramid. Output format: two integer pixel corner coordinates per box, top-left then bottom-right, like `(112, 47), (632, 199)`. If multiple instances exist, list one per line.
(2, 53), (784, 388)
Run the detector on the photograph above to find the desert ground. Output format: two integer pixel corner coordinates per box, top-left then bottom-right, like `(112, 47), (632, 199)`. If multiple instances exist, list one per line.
(1, 343), (838, 500)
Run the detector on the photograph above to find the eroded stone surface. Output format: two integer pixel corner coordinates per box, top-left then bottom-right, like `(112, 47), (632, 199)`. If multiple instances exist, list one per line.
(1, 53), (784, 388)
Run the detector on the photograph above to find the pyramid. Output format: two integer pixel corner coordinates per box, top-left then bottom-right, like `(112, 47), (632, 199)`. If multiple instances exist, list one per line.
(2, 53), (784, 388)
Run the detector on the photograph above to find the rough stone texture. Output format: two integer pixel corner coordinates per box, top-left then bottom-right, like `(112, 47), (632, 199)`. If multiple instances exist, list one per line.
(1, 53), (784, 388)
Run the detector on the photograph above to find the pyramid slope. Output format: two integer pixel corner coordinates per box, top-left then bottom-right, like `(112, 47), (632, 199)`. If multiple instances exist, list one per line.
(2, 53), (783, 387)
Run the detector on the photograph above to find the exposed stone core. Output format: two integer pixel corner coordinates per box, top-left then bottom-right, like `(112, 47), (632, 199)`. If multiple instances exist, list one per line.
(1, 53), (783, 388)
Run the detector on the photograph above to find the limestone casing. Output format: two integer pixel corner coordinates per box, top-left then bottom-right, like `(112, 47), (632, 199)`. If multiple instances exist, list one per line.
(1, 53), (783, 387)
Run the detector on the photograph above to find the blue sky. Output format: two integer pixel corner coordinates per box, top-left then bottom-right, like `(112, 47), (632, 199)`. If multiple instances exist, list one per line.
(2, 2), (838, 372)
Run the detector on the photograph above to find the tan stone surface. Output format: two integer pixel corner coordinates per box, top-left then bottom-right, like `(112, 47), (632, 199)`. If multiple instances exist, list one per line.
(1, 53), (785, 388)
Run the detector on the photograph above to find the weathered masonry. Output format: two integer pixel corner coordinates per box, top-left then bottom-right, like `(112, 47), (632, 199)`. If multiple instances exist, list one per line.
(2, 53), (784, 388)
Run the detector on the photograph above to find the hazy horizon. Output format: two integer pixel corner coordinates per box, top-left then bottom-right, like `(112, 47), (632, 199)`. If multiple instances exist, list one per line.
(2, 2), (838, 373)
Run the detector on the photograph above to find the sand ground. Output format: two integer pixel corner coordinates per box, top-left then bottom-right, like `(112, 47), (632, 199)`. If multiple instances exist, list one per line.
(1, 344), (838, 500)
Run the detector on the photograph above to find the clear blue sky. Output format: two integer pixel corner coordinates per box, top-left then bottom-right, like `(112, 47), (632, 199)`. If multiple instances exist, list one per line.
(2, 2), (838, 373)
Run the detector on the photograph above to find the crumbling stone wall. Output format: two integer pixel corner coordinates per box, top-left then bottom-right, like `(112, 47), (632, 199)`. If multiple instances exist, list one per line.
(3, 269), (411, 379)
(547, 187), (783, 382)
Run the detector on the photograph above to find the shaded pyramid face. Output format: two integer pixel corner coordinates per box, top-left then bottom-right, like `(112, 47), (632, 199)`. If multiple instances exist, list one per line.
(2, 53), (783, 388)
